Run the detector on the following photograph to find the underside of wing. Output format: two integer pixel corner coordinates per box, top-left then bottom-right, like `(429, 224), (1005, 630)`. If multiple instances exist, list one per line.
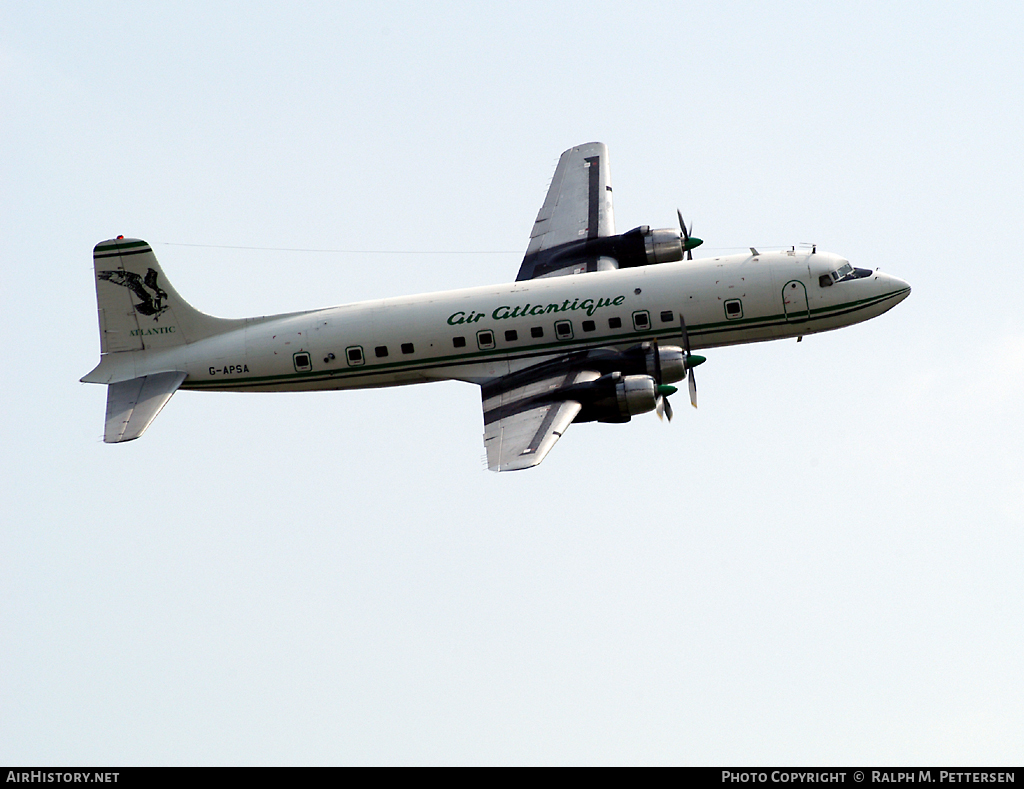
(481, 368), (600, 471)
(516, 142), (616, 281)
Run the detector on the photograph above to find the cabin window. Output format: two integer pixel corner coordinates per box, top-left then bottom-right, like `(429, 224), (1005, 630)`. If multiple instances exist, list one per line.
(345, 346), (364, 366)
(477, 330), (495, 349)
(504, 329), (518, 342)
(608, 317), (622, 329)
(632, 311), (650, 331)
(554, 320), (573, 340)
(531, 326), (544, 338)
(582, 320), (596, 332)
(375, 345), (389, 358)
(453, 336), (466, 348)
(660, 310), (674, 323)
(401, 342), (414, 354)
(724, 299), (743, 320)
(293, 352), (312, 372)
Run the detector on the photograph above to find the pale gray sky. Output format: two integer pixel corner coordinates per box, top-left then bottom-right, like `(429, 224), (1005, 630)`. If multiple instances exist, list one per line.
(2, 0), (1022, 765)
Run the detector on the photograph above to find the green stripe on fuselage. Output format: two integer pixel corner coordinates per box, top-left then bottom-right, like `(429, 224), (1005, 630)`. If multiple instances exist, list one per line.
(181, 289), (906, 391)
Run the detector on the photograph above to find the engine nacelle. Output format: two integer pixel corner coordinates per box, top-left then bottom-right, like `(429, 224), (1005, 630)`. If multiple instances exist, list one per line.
(581, 342), (686, 386)
(520, 223), (700, 278)
(643, 228), (685, 264)
(615, 374), (658, 416)
(573, 372), (660, 423)
(642, 344), (686, 384)
(584, 225), (687, 269)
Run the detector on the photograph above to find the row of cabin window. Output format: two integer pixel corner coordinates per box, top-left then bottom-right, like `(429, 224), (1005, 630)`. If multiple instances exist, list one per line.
(363, 310), (677, 362)
(296, 309), (693, 371)
(454, 309), (676, 349)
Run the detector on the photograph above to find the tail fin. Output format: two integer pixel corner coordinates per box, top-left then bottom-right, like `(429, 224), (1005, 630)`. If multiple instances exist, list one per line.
(84, 237), (248, 442)
(90, 237), (243, 354)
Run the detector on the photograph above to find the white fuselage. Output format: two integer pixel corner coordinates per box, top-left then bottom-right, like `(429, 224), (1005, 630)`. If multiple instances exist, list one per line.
(112, 250), (910, 393)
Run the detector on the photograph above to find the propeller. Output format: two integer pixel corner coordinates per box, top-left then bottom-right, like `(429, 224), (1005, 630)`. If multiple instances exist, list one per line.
(648, 337), (678, 421)
(677, 209), (703, 260)
(679, 312), (706, 408)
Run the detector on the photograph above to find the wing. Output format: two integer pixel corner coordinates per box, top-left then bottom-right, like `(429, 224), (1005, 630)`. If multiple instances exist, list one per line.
(104, 371), (187, 442)
(481, 367), (600, 472)
(516, 142), (616, 281)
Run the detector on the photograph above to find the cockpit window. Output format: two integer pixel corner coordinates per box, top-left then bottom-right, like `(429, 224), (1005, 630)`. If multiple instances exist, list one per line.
(831, 262), (854, 281)
(822, 261), (873, 287)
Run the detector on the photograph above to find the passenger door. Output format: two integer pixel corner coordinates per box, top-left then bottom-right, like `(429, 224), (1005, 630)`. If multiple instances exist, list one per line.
(781, 279), (809, 322)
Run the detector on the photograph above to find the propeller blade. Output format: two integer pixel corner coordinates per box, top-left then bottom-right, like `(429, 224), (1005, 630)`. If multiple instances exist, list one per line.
(680, 312), (693, 358)
(677, 209), (701, 259)
(677, 209), (690, 243)
(655, 391), (675, 422)
(680, 311), (699, 408)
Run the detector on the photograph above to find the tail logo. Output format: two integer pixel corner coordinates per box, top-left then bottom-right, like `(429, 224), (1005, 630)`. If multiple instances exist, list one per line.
(98, 268), (169, 319)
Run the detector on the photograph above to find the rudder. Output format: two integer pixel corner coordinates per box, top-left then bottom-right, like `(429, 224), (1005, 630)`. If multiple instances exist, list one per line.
(91, 237), (242, 353)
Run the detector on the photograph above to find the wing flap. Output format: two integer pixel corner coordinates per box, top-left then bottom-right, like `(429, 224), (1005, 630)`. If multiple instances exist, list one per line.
(484, 400), (582, 472)
(481, 368), (599, 471)
(104, 371), (187, 443)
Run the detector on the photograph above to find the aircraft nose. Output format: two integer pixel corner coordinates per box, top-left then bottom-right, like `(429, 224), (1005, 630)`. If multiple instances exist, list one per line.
(884, 273), (912, 303)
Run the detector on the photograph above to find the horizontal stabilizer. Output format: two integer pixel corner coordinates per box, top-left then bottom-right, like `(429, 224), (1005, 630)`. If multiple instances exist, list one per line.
(104, 371), (187, 443)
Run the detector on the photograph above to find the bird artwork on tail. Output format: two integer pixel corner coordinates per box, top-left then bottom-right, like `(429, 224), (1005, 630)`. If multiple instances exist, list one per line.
(97, 267), (169, 318)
